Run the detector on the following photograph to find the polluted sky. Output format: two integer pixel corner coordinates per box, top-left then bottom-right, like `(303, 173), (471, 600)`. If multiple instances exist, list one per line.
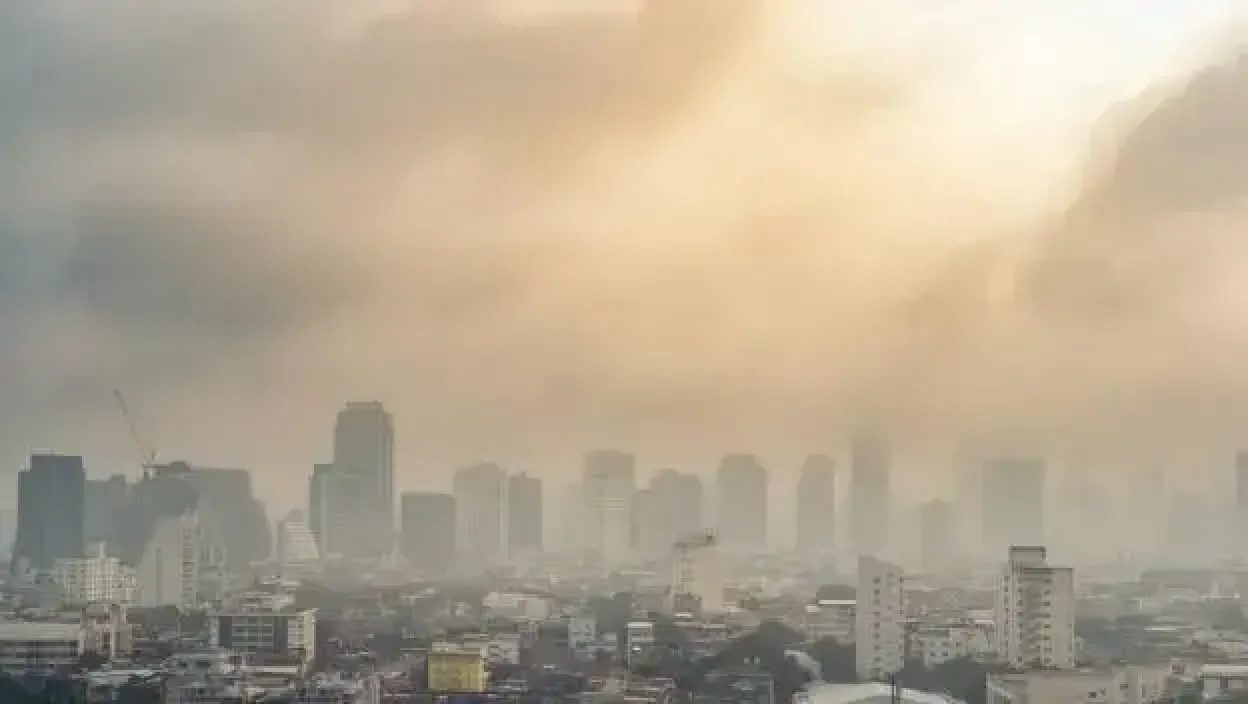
(3, 0), (1248, 501)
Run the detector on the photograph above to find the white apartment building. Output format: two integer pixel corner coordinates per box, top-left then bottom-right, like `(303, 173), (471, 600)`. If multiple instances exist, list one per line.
(670, 532), (725, 613)
(582, 450), (635, 567)
(53, 543), (136, 605)
(275, 512), (321, 568)
(137, 510), (202, 610)
(994, 546), (1076, 670)
(855, 555), (906, 681)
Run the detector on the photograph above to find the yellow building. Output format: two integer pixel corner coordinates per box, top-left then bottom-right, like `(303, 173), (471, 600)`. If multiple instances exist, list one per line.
(427, 644), (487, 693)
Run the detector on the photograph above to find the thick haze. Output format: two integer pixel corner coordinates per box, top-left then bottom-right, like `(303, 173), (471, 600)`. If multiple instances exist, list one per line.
(3, 0), (1248, 497)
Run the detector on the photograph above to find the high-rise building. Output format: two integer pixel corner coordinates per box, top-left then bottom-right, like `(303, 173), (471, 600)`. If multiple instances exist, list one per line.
(716, 454), (768, 552)
(275, 511), (321, 569)
(582, 450), (636, 566)
(507, 473), (543, 556)
(84, 475), (130, 555)
(981, 458), (1046, 557)
(855, 555), (905, 680)
(180, 464), (271, 570)
(919, 499), (954, 572)
(850, 436), (891, 557)
(12, 454), (86, 573)
(319, 468), (369, 558)
(638, 470), (704, 557)
(796, 454), (836, 555)
(453, 463), (506, 567)
(401, 492), (456, 573)
(137, 510), (201, 610)
(307, 463), (334, 548)
(994, 546), (1075, 670)
(332, 401), (396, 556)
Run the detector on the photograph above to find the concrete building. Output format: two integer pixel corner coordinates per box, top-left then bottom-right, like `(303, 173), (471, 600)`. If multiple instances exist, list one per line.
(332, 401), (396, 557)
(507, 472), (543, 556)
(52, 543), (135, 604)
(855, 555), (906, 681)
(401, 492), (456, 573)
(137, 510), (201, 610)
(717, 454), (768, 552)
(274, 511), (321, 569)
(850, 436), (891, 558)
(12, 454), (86, 573)
(317, 467), (369, 558)
(208, 600), (317, 663)
(454, 463), (507, 567)
(307, 463), (334, 548)
(670, 532), (725, 613)
(0, 607), (131, 674)
(994, 546), (1075, 670)
(427, 643), (487, 692)
(638, 469), (704, 558)
(84, 474), (130, 554)
(582, 450), (636, 566)
(986, 666), (1169, 704)
(796, 454), (837, 555)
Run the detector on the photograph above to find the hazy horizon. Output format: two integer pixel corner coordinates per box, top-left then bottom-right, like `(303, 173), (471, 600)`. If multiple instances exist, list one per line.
(4, 0), (1248, 510)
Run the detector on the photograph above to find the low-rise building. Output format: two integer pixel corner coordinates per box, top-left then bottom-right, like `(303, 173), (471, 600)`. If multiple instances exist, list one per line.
(427, 643), (487, 693)
(986, 666), (1170, 704)
(208, 602), (317, 664)
(52, 543), (136, 605)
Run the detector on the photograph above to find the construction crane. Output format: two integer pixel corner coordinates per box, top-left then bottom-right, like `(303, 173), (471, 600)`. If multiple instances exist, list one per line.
(113, 388), (158, 478)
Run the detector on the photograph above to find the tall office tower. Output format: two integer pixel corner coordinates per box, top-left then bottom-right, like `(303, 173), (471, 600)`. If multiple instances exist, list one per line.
(981, 457), (1046, 557)
(562, 482), (585, 554)
(400, 492), (456, 573)
(307, 463), (334, 548)
(319, 468), (369, 558)
(639, 469), (704, 557)
(332, 401), (396, 557)
(507, 473), (543, 556)
(453, 463), (507, 567)
(180, 464), (271, 570)
(84, 474), (130, 554)
(583, 450), (637, 566)
(994, 546), (1075, 670)
(919, 499), (955, 572)
(12, 454), (86, 573)
(275, 511), (321, 569)
(855, 555), (905, 681)
(137, 509), (202, 609)
(716, 454), (768, 552)
(796, 454), (836, 555)
(850, 436), (891, 557)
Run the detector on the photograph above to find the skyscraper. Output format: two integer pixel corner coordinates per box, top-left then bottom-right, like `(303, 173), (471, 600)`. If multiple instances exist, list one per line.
(332, 401), (395, 556)
(582, 450), (636, 566)
(308, 463), (334, 548)
(401, 492), (456, 573)
(638, 469), (704, 557)
(12, 454), (86, 573)
(507, 473), (543, 556)
(918, 499), (954, 572)
(981, 457), (1046, 557)
(855, 555), (905, 680)
(850, 436), (891, 557)
(796, 454), (836, 555)
(84, 474), (130, 554)
(716, 454), (768, 552)
(453, 463), (506, 567)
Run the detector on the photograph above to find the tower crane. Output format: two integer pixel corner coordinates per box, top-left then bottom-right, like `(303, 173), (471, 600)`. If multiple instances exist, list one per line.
(113, 388), (158, 478)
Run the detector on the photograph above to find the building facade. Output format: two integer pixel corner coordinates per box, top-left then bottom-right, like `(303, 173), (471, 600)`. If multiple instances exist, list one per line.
(12, 454), (86, 573)
(994, 546), (1076, 670)
(453, 463), (507, 567)
(332, 401), (396, 557)
(507, 472), (543, 556)
(855, 555), (905, 681)
(582, 450), (636, 566)
(400, 492), (456, 573)
(716, 454), (768, 552)
(796, 454), (836, 555)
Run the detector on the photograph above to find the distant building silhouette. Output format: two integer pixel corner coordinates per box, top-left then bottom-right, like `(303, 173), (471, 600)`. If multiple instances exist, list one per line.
(981, 457), (1046, 557)
(717, 454), (768, 552)
(582, 450), (636, 566)
(401, 492), (456, 573)
(12, 454), (86, 573)
(850, 436), (891, 557)
(507, 473), (543, 556)
(332, 401), (395, 557)
(454, 463), (506, 567)
(796, 454), (836, 555)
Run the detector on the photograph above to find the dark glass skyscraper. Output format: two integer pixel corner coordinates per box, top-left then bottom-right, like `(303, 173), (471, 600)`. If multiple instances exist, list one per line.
(507, 473), (543, 555)
(333, 402), (395, 557)
(12, 454), (86, 572)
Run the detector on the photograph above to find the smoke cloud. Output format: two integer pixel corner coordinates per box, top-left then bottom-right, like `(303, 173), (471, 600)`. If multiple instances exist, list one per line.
(2, 0), (1247, 493)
